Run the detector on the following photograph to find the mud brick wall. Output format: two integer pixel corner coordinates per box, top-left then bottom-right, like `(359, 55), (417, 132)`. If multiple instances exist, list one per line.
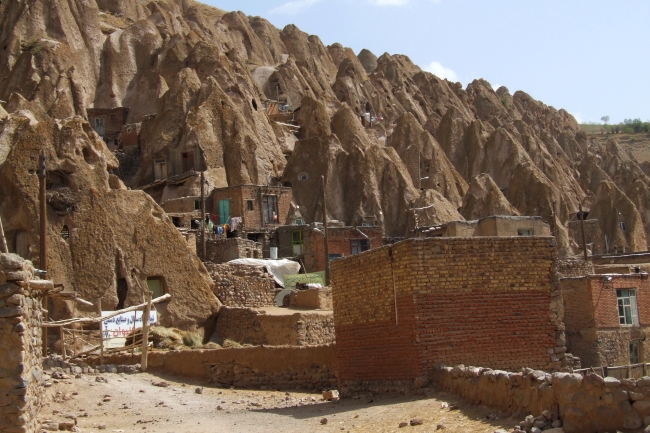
(331, 237), (564, 394)
(215, 306), (334, 346)
(303, 226), (383, 272)
(562, 274), (650, 368)
(434, 364), (650, 433)
(211, 186), (292, 229)
(0, 254), (44, 433)
(205, 263), (275, 307)
(202, 237), (263, 264)
(96, 344), (338, 391)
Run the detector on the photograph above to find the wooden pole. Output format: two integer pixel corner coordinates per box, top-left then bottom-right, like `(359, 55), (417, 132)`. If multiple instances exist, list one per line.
(97, 298), (104, 365)
(0, 216), (8, 254)
(200, 170), (206, 260)
(60, 326), (65, 359)
(579, 202), (589, 261)
(141, 290), (152, 371)
(322, 176), (330, 286)
(39, 153), (48, 357)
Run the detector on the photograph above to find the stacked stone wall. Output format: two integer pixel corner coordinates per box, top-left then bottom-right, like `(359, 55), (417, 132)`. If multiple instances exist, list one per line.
(556, 258), (594, 277)
(205, 263), (276, 307)
(215, 307), (334, 346)
(433, 364), (650, 433)
(0, 253), (44, 433)
(331, 237), (565, 394)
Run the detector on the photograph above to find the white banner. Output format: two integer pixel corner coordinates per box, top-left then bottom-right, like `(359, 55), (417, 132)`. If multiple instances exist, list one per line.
(101, 310), (157, 349)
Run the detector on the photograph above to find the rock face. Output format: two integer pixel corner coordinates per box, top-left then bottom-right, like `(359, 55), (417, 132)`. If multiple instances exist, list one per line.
(0, 113), (218, 329)
(1, 0), (649, 259)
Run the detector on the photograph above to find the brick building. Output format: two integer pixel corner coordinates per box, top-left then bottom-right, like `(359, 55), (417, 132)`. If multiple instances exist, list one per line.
(87, 107), (129, 148)
(120, 123), (141, 148)
(303, 225), (383, 273)
(210, 185), (292, 256)
(561, 273), (650, 368)
(331, 237), (565, 394)
(161, 196), (203, 229)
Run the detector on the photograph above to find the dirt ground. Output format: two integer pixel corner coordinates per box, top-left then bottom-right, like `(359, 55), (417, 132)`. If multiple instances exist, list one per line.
(40, 371), (517, 433)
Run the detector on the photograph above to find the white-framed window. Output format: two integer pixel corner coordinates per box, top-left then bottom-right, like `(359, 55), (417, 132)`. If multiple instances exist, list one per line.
(617, 288), (639, 325)
(350, 239), (370, 255)
(518, 229), (534, 236)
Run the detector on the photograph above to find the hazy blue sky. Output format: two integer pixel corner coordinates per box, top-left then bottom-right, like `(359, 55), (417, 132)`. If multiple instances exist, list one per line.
(204, 0), (649, 124)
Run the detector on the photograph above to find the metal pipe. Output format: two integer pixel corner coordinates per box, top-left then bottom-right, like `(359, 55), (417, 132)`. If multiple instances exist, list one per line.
(322, 176), (330, 286)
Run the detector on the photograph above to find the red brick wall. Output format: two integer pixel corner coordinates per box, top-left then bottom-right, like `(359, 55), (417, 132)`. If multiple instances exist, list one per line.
(331, 237), (560, 388)
(589, 275), (650, 328)
(87, 108), (128, 142)
(303, 226), (383, 272)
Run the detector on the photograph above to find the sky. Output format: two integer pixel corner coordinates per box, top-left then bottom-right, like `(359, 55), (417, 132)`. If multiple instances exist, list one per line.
(203, 0), (650, 124)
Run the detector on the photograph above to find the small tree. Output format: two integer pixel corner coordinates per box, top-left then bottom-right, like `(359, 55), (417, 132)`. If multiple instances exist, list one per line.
(601, 115), (610, 125)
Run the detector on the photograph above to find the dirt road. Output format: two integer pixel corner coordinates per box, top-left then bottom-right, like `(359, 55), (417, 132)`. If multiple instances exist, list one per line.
(41, 371), (515, 433)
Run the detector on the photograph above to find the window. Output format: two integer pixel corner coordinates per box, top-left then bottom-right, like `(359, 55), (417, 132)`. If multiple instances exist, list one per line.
(617, 289), (639, 325)
(329, 253), (342, 262)
(61, 225), (70, 239)
(194, 200), (201, 210)
(292, 230), (303, 255)
(246, 200), (254, 211)
(182, 151), (195, 173)
(94, 118), (105, 136)
(518, 229), (534, 236)
(147, 277), (165, 299)
(350, 239), (370, 255)
(298, 172), (308, 181)
(630, 341), (641, 364)
(154, 159), (168, 181)
(263, 195), (278, 224)
(171, 217), (181, 227)
(620, 222), (627, 232)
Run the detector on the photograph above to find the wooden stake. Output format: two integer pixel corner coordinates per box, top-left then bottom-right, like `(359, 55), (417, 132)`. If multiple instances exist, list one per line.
(60, 326), (66, 359)
(39, 153), (49, 357)
(579, 202), (589, 262)
(97, 298), (104, 365)
(0, 216), (8, 254)
(322, 176), (330, 286)
(141, 290), (152, 372)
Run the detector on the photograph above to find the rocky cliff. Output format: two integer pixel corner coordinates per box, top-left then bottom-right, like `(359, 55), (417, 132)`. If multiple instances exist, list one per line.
(1, 0), (648, 291)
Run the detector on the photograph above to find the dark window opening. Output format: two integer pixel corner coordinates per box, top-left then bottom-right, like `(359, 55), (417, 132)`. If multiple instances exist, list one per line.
(283, 181), (292, 188)
(61, 225), (70, 239)
(518, 229), (534, 236)
(191, 219), (200, 230)
(194, 200), (201, 210)
(251, 99), (258, 111)
(620, 222), (627, 232)
(351, 239), (370, 255)
(182, 152), (195, 173)
(172, 217), (181, 227)
(631, 341), (641, 364)
(263, 195), (279, 224)
(246, 200), (254, 211)
(329, 253), (342, 262)
(248, 233), (261, 243)
(116, 278), (128, 310)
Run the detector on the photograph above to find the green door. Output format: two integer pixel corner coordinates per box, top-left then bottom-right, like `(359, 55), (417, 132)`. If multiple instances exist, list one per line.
(219, 199), (230, 225)
(146, 278), (164, 299)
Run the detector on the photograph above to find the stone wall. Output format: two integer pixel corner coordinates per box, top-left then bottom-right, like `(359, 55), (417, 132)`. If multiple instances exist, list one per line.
(202, 237), (263, 264)
(433, 364), (650, 433)
(331, 237), (566, 394)
(214, 306), (334, 346)
(205, 263), (276, 307)
(555, 258), (594, 277)
(90, 345), (338, 390)
(0, 253), (44, 433)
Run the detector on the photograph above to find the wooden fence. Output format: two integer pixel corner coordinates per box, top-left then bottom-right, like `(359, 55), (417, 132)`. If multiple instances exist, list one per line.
(574, 363), (649, 379)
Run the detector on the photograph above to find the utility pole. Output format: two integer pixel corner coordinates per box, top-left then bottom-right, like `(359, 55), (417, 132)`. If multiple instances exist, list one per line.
(39, 153), (48, 356)
(200, 170), (206, 260)
(579, 202), (588, 261)
(322, 176), (330, 286)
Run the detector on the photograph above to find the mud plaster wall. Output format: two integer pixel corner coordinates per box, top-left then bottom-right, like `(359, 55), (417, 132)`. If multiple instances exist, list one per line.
(205, 263), (275, 307)
(433, 364), (650, 433)
(331, 237), (566, 393)
(0, 254), (44, 433)
(91, 345), (338, 390)
(215, 306), (334, 346)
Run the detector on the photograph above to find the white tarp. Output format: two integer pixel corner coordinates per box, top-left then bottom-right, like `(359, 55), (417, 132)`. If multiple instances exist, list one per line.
(227, 258), (300, 287)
